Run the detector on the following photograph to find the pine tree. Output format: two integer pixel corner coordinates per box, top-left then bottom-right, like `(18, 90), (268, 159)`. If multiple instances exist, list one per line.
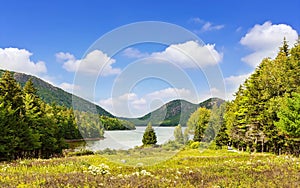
(0, 71), (24, 113)
(225, 40), (300, 154)
(183, 128), (190, 144)
(215, 122), (229, 148)
(0, 97), (18, 160)
(276, 93), (300, 138)
(0, 71), (33, 159)
(142, 122), (157, 145)
(191, 107), (211, 142)
(174, 124), (184, 144)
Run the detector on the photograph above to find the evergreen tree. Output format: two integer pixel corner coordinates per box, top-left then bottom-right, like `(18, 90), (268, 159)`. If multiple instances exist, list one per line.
(0, 71), (33, 159)
(225, 40), (300, 155)
(276, 92), (300, 138)
(190, 107), (211, 142)
(183, 128), (190, 144)
(0, 71), (24, 113)
(215, 122), (229, 148)
(173, 124), (184, 144)
(142, 122), (157, 145)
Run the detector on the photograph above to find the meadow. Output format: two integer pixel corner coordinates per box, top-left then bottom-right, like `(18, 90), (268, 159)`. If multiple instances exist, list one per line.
(0, 148), (299, 187)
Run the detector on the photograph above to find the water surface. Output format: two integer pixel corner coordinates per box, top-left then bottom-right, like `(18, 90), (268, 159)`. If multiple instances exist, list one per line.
(86, 126), (185, 150)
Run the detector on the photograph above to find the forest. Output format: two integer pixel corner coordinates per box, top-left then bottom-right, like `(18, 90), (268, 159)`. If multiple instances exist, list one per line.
(0, 72), (134, 160)
(187, 39), (300, 156)
(1, 39), (299, 161)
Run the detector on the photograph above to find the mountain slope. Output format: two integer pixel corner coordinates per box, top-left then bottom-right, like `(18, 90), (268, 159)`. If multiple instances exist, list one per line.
(0, 70), (113, 117)
(126, 98), (225, 126)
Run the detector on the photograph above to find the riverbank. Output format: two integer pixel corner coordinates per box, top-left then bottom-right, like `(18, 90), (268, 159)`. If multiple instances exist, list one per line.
(65, 137), (103, 143)
(0, 149), (299, 187)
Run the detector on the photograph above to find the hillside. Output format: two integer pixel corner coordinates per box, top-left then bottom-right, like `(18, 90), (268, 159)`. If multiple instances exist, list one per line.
(0, 70), (113, 117)
(126, 98), (224, 126)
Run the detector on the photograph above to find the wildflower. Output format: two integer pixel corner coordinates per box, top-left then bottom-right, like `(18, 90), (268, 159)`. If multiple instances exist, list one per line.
(87, 163), (110, 176)
(117, 174), (123, 178)
(140, 170), (151, 176)
(131, 171), (139, 176)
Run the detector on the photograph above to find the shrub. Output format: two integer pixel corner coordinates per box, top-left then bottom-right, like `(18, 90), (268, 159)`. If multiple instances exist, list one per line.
(67, 149), (94, 156)
(189, 141), (200, 149)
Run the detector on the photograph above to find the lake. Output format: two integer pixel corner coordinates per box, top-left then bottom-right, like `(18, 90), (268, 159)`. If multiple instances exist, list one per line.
(85, 126), (186, 151)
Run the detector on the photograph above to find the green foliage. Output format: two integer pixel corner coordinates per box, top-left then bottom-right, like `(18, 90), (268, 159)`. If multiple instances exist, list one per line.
(0, 149), (299, 187)
(275, 92), (300, 138)
(225, 40), (300, 155)
(162, 140), (183, 151)
(0, 70), (113, 117)
(173, 124), (184, 144)
(187, 107), (211, 142)
(128, 98), (224, 126)
(66, 149), (94, 157)
(215, 121), (229, 148)
(0, 72), (107, 160)
(142, 122), (157, 145)
(100, 116), (135, 130)
(189, 141), (200, 149)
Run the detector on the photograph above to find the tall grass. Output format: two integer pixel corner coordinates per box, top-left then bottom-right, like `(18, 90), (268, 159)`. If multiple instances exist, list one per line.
(0, 149), (299, 187)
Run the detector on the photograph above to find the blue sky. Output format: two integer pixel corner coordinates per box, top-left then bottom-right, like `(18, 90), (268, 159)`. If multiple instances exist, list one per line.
(0, 0), (299, 117)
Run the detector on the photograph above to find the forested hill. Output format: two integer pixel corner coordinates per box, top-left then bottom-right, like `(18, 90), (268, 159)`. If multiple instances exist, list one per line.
(0, 70), (113, 117)
(126, 98), (224, 126)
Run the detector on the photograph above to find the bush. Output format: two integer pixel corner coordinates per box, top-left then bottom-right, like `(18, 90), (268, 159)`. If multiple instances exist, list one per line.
(162, 140), (183, 151)
(67, 149), (94, 156)
(189, 141), (200, 149)
(95, 148), (117, 155)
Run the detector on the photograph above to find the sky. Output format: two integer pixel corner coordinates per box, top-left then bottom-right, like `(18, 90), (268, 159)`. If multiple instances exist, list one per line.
(0, 0), (299, 117)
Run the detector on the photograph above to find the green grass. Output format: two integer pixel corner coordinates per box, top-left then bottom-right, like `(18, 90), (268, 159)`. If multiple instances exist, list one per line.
(0, 149), (299, 187)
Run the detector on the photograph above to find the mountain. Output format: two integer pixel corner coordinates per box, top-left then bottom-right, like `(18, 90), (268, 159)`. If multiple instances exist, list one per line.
(125, 98), (225, 126)
(0, 70), (113, 117)
(0, 69), (225, 125)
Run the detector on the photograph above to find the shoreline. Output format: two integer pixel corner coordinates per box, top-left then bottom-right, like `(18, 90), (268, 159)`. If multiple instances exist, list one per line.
(65, 138), (104, 142)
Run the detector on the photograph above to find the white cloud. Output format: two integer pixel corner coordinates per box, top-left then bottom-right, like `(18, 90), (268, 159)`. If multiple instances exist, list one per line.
(56, 52), (75, 62)
(201, 22), (224, 32)
(189, 17), (224, 32)
(58, 82), (81, 93)
(146, 88), (191, 100)
(240, 21), (298, 67)
(99, 88), (194, 117)
(225, 73), (250, 86)
(189, 17), (204, 24)
(56, 50), (121, 76)
(150, 41), (223, 68)
(225, 73), (251, 100)
(122, 47), (149, 58)
(0, 47), (47, 76)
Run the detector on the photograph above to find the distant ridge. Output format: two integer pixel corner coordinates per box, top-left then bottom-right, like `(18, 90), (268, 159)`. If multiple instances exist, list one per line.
(124, 97), (225, 126)
(0, 70), (225, 124)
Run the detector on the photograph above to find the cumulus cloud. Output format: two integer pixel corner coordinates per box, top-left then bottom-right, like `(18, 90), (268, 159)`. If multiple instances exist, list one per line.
(224, 73), (251, 100)
(240, 21), (298, 67)
(0, 47), (47, 76)
(122, 47), (149, 58)
(56, 50), (121, 76)
(150, 41), (223, 68)
(99, 88), (194, 117)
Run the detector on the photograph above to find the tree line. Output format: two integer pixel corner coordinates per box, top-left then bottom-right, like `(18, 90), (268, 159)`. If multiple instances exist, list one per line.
(0, 71), (134, 161)
(186, 39), (300, 156)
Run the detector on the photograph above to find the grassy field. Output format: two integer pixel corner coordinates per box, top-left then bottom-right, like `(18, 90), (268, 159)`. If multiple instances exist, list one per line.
(0, 148), (299, 187)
